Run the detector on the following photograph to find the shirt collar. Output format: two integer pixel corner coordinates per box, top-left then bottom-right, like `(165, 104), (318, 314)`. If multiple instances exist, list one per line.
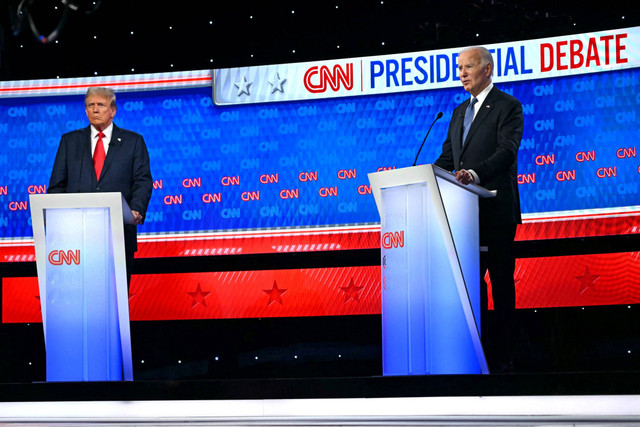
(91, 123), (113, 140)
(473, 83), (494, 107)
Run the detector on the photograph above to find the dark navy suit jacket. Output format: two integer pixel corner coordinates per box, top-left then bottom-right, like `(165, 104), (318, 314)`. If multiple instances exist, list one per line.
(435, 86), (523, 228)
(48, 124), (153, 252)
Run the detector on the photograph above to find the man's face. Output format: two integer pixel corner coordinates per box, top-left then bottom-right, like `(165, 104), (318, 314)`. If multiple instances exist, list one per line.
(458, 49), (492, 97)
(85, 94), (116, 131)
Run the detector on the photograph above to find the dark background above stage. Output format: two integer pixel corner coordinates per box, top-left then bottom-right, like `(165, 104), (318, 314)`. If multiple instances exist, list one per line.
(1, 0), (639, 81)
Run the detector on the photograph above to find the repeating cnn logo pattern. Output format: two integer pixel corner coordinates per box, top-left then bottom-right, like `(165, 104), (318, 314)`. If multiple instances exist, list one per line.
(3, 54), (640, 241)
(48, 250), (80, 265)
(303, 64), (354, 93)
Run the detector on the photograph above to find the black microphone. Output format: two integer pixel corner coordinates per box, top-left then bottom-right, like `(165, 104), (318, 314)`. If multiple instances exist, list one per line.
(412, 112), (443, 167)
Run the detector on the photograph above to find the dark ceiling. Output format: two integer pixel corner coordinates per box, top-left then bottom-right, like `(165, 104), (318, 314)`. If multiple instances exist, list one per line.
(1, 0), (638, 81)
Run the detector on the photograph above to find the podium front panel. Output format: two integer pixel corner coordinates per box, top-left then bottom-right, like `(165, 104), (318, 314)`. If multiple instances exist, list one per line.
(381, 183), (429, 375)
(428, 176), (482, 374)
(44, 207), (123, 382)
(437, 177), (481, 333)
(374, 165), (487, 375)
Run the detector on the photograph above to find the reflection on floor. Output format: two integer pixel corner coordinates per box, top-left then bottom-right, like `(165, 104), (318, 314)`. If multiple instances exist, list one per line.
(1, 306), (639, 383)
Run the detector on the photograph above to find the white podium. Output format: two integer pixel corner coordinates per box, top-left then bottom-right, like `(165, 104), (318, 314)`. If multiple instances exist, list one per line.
(30, 192), (134, 382)
(368, 164), (495, 375)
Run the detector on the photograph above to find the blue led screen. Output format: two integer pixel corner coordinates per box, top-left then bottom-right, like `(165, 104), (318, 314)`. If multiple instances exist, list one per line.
(0, 67), (638, 240)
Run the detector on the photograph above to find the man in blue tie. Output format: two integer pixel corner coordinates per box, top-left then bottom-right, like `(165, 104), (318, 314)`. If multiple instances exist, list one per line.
(434, 46), (524, 372)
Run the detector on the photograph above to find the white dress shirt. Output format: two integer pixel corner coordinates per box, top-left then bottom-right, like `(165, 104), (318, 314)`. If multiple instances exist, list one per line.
(90, 123), (113, 157)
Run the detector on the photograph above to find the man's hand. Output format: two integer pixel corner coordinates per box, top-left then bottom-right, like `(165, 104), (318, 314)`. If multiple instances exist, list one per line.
(132, 210), (144, 225)
(455, 169), (475, 185)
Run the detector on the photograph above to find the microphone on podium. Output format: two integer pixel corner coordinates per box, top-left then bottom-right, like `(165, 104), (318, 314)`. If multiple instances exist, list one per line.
(412, 112), (443, 167)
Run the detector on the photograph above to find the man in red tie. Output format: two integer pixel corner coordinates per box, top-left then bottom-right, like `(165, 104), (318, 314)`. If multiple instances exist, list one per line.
(48, 87), (153, 283)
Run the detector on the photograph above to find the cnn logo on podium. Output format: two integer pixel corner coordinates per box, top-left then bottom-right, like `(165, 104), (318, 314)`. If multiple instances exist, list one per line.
(48, 249), (81, 266)
(382, 231), (405, 249)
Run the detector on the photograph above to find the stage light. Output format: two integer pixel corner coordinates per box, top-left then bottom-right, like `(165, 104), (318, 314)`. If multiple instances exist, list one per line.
(61, 0), (101, 13)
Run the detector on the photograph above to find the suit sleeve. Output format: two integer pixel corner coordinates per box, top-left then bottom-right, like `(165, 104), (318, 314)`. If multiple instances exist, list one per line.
(473, 98), (523, 184)
(48, 136), (69, 193)
(129, 134), (153, 220)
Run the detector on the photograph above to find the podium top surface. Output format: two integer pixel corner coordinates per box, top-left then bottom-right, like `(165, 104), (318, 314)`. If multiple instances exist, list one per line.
(29, 192), (135, 224)
(368, 164), (495, 196)
(367, 164), (496, 220)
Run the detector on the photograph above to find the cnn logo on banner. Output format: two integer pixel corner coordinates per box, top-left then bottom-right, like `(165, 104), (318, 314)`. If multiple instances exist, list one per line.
(382, 231), (404, 249)
(303, 63), (354, 93)
(48, 250), (81, 265)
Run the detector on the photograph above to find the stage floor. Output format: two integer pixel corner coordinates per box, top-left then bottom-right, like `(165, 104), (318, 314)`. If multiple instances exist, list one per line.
(1, 372), (640, 425)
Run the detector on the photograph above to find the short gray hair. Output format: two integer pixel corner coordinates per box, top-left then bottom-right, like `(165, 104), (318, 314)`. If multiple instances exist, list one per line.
(85, 87), (117, 109)
(460, 46), (494, 74)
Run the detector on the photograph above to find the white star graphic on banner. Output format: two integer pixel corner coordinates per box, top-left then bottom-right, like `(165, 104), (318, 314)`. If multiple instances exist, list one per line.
(234, 76), (252, 96)
(269, 72), (287, 94)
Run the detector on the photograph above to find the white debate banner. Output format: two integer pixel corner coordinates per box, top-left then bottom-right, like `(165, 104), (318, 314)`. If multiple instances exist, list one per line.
(213, 26), (640, 105)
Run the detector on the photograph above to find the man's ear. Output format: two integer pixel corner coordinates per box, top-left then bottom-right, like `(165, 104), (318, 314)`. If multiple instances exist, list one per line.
(486, 62), (493, 78)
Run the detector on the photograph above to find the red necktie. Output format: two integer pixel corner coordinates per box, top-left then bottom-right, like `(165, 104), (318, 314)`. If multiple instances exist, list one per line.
(93, 131), (105, 180)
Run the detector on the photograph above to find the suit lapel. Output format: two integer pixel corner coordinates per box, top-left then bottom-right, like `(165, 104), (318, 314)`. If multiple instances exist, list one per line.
(453, 101), (467, 154)
(82, 126), (93, 163)
(99, 125), (123, 181)
(461, 87), (499, 154)
(81, 126), (98, 185)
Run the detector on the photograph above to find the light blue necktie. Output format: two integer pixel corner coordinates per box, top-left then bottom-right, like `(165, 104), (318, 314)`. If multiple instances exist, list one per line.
(462, 97), (478, 145)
